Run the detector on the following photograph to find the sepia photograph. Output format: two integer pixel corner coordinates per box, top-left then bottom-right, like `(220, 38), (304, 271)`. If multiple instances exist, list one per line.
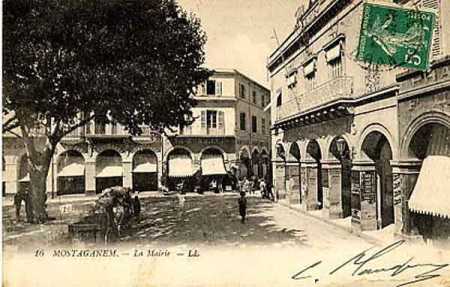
(2, 0), (450, 286)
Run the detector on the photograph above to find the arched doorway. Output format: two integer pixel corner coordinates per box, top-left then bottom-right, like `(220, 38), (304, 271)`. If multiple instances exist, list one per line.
(167, 148), (195, 192)
(408, 123), (450, 240)
(200, 148), (227, 192)
(132, 150), (158, 192)
(306, 140), (323, 209)
(329, 137), (352, 217)
(96, 150), (123, 193)
(288, 142), (301, 204)
(57, 150), (85, 195)
(361, 132), (394, 228)
(239, 148), (250, 180)
(251, 149), (260, 179)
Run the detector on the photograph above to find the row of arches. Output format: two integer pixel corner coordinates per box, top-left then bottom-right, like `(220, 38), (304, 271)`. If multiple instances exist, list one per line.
(238, 147), (270, 180)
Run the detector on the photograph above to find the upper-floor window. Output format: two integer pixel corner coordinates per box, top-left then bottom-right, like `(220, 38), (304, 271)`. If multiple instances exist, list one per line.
(252, 91), (257, 104)
(240, 112), (246, 130)
(239, 84), (246, 98)
(95, 115), (106, 134)
(276, 90), (282, 107)
(203, 80), (222, 96)
(201, 110), (224, 135)
(286, 68), (298, 88)
(261, 118), (266, 133)
(329, 57), (343, 79)
(261, 94), (265, 107)
(305, 74), (316, 91)
(303, 57), (316, 91)
(252, 115), (257, 133)
(325, 41), (343, 79)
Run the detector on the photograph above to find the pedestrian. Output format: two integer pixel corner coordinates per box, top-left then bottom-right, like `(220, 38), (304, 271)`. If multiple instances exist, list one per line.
(259, 179), (267, 199)
(243, 177), (251, 195)
(133, 195), (141, 220)
(266, 178), (274, 201)
(238, 191), (247, 224)
(14, 188), (27, 222)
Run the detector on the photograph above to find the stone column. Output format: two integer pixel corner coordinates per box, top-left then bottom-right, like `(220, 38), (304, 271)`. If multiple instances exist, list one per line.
(322, 160), (343, 219)
(286, 161), (301, 205)
(122, 160), (133, 189)
(85, 159), (96, 195)
(390, 159), (422, 235)
(351, 160), (378, 232)
(302, 159), (319, 210)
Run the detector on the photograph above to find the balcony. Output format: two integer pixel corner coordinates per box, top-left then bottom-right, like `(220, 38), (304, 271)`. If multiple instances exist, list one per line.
(303, 76), (353, 112)
(276, 98), (301, 121)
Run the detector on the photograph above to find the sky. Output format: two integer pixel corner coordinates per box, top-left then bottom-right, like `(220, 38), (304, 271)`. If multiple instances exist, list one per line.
(177, 0), (303, 87)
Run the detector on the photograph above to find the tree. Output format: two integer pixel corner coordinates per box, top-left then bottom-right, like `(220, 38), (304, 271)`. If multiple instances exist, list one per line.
(3, 0), (211, 223)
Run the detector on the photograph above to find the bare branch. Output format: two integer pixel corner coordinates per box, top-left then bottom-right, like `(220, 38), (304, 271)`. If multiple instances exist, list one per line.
(2, 115), (20, 133)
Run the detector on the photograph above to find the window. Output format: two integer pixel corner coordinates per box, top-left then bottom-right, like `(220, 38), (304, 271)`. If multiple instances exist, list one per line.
(261, 94), (265, 107)
(240, 112), (246, 130)
(252, 115), (257, 133)
(306, 74), (316, 91)
(276, 90), (282, 107)
(262, 118), (266, 133)
(329, 57), (343, 79)
(95, 116), (106, 134)
(206, 80), (222, 96)
(201, 110), (224, 135)
(252, 91), (257, 104)
(239, 84), (246, 98)
(286, 71), (297, 88)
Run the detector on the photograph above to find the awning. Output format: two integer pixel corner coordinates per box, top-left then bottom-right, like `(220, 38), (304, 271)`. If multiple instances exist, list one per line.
(409, 156), (450, 218)
(96, 166), (123, 178)
(303, 59), (316, 76)
(58, 163), (85, 177)
(201, 154), (227, 176)
(133, 162), (157, 173)
(325, 43), (341, 62)
(168, 154), (194, 177)
(18, 174), (30, 182)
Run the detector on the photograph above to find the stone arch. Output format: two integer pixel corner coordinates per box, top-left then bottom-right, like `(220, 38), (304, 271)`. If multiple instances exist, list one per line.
(199, 145), (227, 162)
(328, 136), (351, 161)
(306, 139), (322, 160)
(401, 111), (450, 159)
(288, 141), (301, 162)
(275, 141), (287, 161)
(325, 134), (352, 160)
(164, 146), (194, 162)
(357, 123), (398, 161)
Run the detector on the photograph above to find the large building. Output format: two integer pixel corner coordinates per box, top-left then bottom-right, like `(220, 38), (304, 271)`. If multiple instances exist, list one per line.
(163, 69), (271, 191)
(268, 0), (450, 240)
(2, 69), (271, 197)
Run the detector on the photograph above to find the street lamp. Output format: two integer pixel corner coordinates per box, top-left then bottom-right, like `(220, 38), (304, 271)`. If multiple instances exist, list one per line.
(336, 138), (346, 160)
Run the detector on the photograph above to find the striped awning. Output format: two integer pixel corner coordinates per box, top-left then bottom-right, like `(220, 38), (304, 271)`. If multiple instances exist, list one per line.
(201, 154), (227, 176)
(409, 156), (450, 218)
(168, 154), (194, 177)
(325, 43), (341, 62)
(303, 59), (316, 76)
(58, 163), (85, 177)
(133, 162), (157, 173)
(96, 166), (123, 178)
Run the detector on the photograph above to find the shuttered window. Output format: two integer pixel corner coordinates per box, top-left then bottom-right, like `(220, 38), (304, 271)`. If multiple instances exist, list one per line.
(240, 112), (246, 130)
(201, 110), (206, 132)
(421, 0), (441, 59)
(218, 111), (224, 132)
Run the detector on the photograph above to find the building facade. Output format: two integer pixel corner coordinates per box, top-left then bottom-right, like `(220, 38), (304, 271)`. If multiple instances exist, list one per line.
(268, 0), (450, 239)
(163, 69), (271, 191)
(3, 69), (271, 197)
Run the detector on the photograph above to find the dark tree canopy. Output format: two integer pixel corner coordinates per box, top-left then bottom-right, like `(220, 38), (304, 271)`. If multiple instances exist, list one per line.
(3, 0), (211, 138)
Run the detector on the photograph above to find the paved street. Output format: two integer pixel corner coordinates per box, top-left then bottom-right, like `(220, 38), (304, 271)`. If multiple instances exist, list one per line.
(5, 194), (450, 287)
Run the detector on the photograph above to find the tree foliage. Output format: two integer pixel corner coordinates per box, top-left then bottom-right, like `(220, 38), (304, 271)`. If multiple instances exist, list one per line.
(3, 0), (211, 222)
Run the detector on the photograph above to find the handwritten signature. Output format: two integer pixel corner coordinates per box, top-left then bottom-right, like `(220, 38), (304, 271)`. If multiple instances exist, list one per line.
(291, 240), (449, 286)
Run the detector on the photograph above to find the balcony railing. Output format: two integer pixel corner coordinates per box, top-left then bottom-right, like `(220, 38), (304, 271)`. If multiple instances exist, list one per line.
(303, 76), (353, 112)
(276, 98), (301, 121)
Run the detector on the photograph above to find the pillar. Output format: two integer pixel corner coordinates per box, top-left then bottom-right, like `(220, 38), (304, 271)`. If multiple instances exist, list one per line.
(123, 160), (133, 189)
(274, 161), (286, 200)
(391, 159), (422, 235)
(322, 160), (343, 219)
(85, 159), (96, 195)
(351, 160), (378, 232)
(286, 161), (301, 205)
(302, 159), (319, 210)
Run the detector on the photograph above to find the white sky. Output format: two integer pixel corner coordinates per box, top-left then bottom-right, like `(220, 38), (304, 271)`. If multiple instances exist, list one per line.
(177, 0), (303, 87)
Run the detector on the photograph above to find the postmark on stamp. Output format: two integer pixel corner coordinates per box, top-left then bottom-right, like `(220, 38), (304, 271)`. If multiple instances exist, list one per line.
(357, 2), (435, 71)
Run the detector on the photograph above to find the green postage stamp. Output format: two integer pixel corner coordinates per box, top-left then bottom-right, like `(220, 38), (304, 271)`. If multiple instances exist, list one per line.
(357, 2), (435, 71)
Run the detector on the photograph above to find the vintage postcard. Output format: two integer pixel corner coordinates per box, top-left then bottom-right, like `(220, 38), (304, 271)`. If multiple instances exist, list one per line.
(2, 0), (450, 286)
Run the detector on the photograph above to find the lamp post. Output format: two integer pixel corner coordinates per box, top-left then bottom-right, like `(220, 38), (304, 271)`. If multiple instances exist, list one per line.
(336, 138), (346, 160)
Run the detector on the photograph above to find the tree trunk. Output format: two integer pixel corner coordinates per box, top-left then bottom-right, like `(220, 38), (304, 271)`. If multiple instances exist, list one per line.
(28, 168), (49, 223)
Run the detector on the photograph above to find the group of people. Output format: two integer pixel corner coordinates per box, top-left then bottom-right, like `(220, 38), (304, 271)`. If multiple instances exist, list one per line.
(94, 186), (141, 240)
(237, 176), (274, 224)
